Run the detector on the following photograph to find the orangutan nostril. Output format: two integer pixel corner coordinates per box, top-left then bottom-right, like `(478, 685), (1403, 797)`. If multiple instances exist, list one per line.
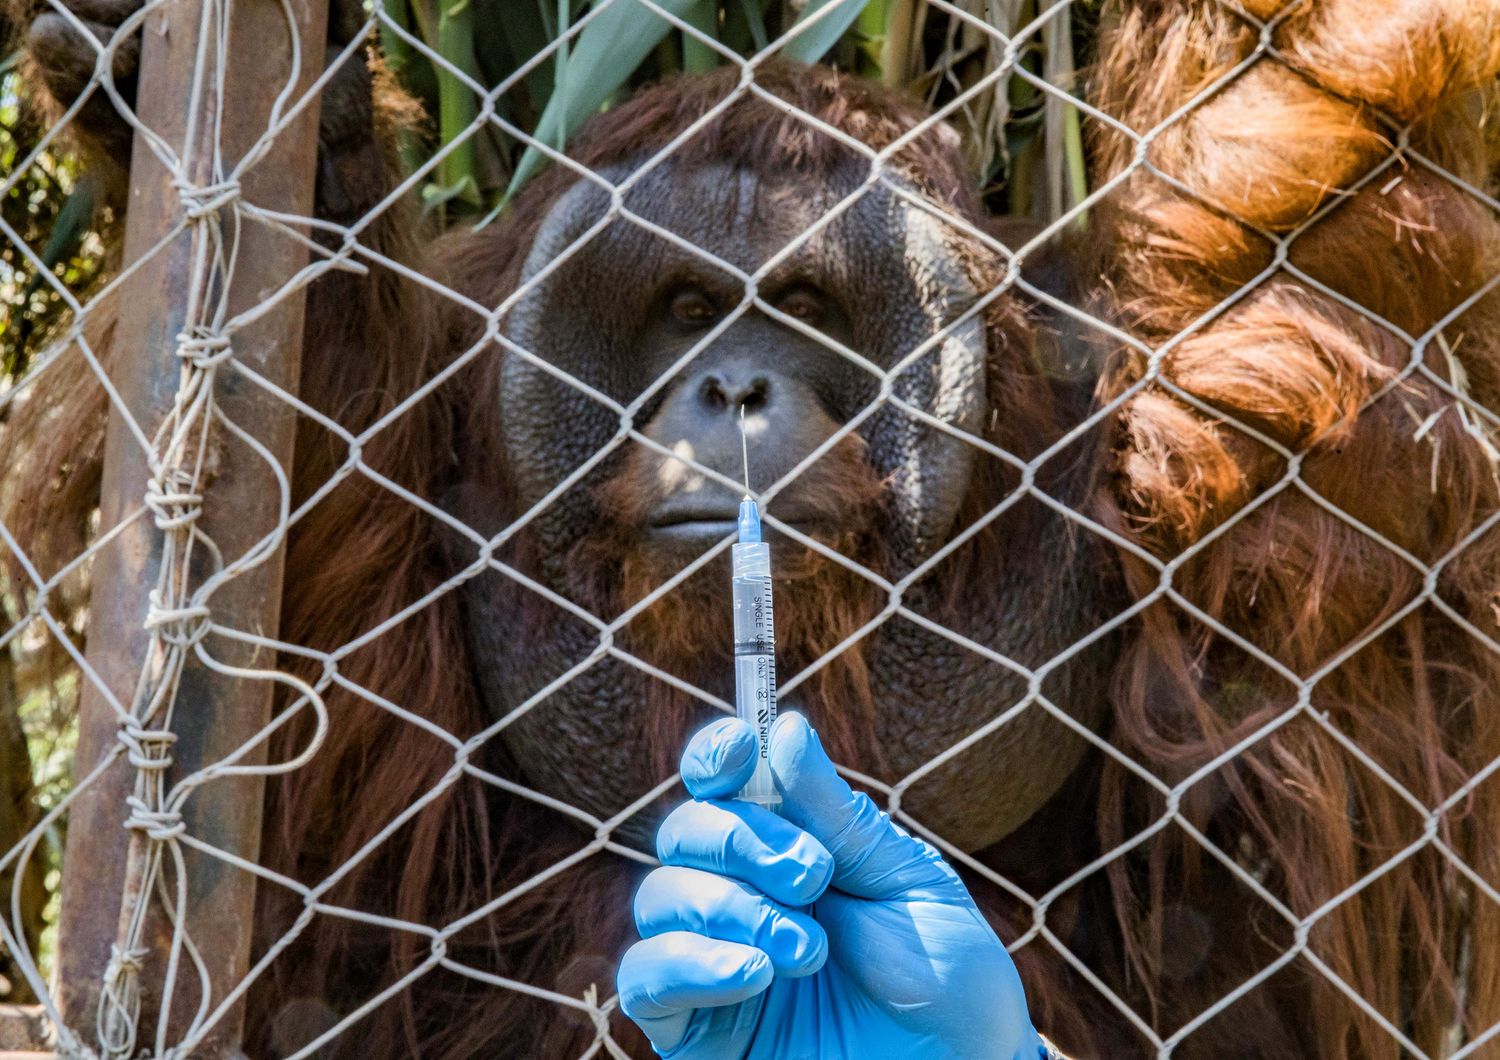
(699, 373), (770, 414)
(740, 377), (770, 412)
(700, 375), (729, 411)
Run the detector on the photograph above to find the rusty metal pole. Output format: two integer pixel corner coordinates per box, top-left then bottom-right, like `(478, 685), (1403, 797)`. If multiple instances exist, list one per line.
(55, 0), (328, 1054)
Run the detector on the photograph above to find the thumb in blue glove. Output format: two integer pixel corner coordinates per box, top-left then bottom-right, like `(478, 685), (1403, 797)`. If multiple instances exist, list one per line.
(617, 711), (1051, 1060)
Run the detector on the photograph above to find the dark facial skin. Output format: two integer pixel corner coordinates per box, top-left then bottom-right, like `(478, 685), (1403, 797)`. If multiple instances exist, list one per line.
(629, 282), (857, 546)
(460, 160), (1116, 851)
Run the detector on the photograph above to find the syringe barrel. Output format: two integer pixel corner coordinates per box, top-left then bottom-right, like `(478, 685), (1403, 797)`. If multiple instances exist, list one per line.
(731, 541), (780, 810)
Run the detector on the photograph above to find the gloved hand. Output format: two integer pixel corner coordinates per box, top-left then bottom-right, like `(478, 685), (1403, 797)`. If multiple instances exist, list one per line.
(617, 711), (1049, 1060)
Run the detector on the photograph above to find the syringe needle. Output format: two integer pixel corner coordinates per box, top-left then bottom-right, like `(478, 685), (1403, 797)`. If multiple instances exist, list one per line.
(739, 404), (751, 499)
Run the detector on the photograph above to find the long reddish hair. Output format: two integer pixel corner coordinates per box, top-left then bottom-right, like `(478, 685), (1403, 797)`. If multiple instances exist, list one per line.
(1082, 2), (1500, 1054)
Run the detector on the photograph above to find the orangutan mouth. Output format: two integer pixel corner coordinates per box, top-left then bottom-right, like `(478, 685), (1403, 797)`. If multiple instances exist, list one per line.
(646, 500), (819, 543)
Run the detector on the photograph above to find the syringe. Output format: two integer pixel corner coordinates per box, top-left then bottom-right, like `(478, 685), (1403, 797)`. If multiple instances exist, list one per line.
(733, 409), (781, 811)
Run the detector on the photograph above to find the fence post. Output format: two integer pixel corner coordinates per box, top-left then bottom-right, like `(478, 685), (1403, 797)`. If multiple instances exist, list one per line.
(54, 0), (329, 1054)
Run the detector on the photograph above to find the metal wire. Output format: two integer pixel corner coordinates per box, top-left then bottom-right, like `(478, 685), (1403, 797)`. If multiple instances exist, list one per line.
(1, 0), (1498, 1056)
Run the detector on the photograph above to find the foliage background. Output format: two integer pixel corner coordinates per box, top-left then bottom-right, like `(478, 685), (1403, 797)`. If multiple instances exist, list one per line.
(383, 0), (1097, 223)
(0, 14), (101, 1001)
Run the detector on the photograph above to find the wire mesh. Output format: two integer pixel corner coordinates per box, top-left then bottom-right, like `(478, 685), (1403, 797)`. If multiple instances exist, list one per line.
(2, 0), (1499, 1056)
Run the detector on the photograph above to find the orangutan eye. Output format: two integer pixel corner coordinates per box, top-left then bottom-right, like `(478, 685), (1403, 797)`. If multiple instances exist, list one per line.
(775, 286), (825, 323)
(670, 288), (719, 325)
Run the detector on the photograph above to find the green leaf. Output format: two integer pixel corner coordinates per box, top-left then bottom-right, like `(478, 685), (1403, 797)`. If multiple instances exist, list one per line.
(734, 0), (769, 51)
(422, 175), (482, 210)
(395, 0), (443, 106)
(853, 0), (887, 77)
(781, 0), (871, 64)
(472, 0), (552, 107)
(503, 0), (715, 200)
(34, 184), (92, 273)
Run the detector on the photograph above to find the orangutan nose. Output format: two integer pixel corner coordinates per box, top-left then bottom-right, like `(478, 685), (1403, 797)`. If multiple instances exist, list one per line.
(642, 359), (839, 505)
(697, 369), (771, 414)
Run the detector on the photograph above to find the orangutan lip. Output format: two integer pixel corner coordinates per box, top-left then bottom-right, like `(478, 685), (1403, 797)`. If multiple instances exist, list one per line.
(646, 516), (815, 540)
(647, 518), (739, 539)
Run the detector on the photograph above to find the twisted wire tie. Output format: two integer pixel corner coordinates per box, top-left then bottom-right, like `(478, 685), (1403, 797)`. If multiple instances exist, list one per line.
(123, 794), (185, 842)
(173, 177), (241, 221)
(144, 473), (204, 531)
(118, 721), (178, 772)
(584, 984), (631, 1060)
(144, 589), (212, 648)
(105, 944), (148, 976)
(97, 943), (148, 1057)
(174, 326), (234, 370)
(585, 984), (609, 1044)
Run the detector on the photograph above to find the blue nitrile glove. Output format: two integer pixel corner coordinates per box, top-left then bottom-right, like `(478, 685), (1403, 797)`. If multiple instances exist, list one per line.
(617, 711), (1049, 1060)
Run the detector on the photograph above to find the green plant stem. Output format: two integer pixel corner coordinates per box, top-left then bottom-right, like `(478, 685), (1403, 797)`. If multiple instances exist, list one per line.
(1064, 99), (1088, 224)
(879, 0), (916, 85)
(682, 1), (719, 71)
(436, 0), (483, 208)
(378, 0), (433, 178)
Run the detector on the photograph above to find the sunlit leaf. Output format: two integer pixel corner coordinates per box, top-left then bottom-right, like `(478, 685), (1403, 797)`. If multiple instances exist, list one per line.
(781, 0), (870, 64)
(503, 0), (714, 201)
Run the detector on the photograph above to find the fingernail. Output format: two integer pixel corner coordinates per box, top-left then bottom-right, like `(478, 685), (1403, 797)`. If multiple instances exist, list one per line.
(691, 717), (750, 774)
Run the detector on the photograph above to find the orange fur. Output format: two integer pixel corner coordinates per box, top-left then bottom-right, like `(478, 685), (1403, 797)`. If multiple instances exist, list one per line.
(1088, 1), (1500, 1054)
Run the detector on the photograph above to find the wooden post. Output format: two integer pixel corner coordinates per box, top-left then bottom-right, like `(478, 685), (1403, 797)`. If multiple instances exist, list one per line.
(55, 0), (329, 1053)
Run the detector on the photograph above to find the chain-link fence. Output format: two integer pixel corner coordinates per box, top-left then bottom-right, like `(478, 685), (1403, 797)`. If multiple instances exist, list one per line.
(2, 0), (1500, 1056)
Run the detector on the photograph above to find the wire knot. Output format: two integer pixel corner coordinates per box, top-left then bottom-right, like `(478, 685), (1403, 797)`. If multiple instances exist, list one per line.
(583, 984), (631, 1060)
(175, 325), (234, 370)
(118, 721), (178, 772)
(175, 177), (241, 220)
(145, 588), (211, 647)
(124, 795), (184, 841)
(105, 944), (149, 977)
(98, 943), (148, 1058)
(145, 471), (204, 531)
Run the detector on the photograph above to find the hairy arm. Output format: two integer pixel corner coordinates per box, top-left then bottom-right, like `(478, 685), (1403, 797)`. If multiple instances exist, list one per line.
(1089, 0), (1500, 1051)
